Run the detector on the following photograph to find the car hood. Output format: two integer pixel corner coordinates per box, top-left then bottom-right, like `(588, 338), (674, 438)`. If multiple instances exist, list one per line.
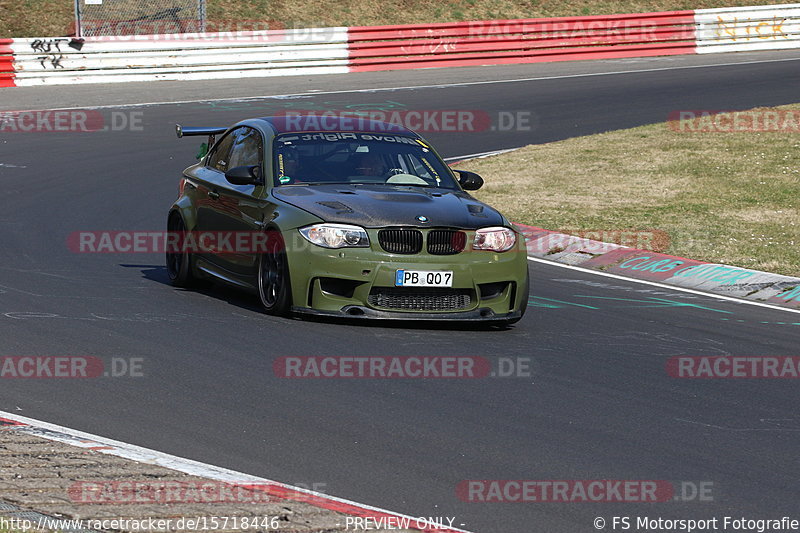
(273, 184), (506, 229)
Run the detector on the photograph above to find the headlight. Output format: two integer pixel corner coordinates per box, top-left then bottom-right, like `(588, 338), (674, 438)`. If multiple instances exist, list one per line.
(299, 223), (369, 249)
(473, 227), (516, 252)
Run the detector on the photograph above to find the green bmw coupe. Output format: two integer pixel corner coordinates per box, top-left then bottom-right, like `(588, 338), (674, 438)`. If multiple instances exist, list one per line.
(167, 116), (529, 324)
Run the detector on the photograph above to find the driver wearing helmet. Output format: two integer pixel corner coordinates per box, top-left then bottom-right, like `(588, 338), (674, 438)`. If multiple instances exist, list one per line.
(352, 152), (387, 176)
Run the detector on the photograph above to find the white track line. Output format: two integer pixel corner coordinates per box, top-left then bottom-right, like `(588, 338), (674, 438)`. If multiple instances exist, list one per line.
(527, 256), (800, 316)
(444, 148), (521, 161)
(13, 55), (800, 112)
(0, 410), (472, 533)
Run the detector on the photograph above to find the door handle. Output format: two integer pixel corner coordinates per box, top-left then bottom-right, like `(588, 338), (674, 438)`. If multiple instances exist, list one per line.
(208, 190), (220, 200)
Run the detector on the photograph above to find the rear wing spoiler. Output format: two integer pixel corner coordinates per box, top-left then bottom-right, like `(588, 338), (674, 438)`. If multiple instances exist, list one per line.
(176, 124), (228, 160)
(175, 124), (227, 138)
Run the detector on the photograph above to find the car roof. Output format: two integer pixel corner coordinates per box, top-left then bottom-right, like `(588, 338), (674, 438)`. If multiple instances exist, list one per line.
(253, 116), (418, 137)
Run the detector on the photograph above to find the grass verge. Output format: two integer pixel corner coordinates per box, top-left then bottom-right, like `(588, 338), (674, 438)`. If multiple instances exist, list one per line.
(0, 0), (784, 38)
(454, 104), (800, 277)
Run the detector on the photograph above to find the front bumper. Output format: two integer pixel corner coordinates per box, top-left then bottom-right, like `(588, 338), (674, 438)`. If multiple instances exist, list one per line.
(282, 227), (529, 320)
(292, 305), (523, 322)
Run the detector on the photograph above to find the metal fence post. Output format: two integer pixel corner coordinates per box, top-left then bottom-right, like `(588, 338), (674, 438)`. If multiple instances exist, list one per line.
(73, 0), (82, 38)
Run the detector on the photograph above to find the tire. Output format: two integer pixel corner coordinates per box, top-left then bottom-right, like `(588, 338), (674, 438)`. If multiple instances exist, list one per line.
(166, 213), (196, 287)
(258, 230), (293, 316)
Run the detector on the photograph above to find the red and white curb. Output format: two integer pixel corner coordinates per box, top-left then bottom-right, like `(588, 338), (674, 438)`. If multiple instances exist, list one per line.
(0, 411), (471, 533)
(518, 223), (800, 313)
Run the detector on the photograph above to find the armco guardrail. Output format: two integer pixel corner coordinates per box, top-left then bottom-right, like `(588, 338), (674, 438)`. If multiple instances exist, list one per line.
(1, 4), (800, 87)
(348, 11), (697, 71)
(5, 28), (348, 87)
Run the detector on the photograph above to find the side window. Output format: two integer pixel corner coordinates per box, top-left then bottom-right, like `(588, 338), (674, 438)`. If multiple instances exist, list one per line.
(228, 127), (263, 169)
(206, 131), (236, 172)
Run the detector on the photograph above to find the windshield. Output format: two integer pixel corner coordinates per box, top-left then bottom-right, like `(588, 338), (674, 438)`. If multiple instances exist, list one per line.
(272, 132), (460, 189)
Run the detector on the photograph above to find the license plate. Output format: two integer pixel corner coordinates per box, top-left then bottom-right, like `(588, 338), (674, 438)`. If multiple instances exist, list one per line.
(395, 270), (453, 287)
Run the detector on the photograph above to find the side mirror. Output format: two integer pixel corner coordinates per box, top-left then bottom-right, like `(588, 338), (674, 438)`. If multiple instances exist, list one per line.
(225, 165), (261, 185)
(455, 170), (484, 191)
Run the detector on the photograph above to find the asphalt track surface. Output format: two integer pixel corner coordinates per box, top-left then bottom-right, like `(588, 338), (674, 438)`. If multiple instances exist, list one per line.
(2, 51), (800, 532)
